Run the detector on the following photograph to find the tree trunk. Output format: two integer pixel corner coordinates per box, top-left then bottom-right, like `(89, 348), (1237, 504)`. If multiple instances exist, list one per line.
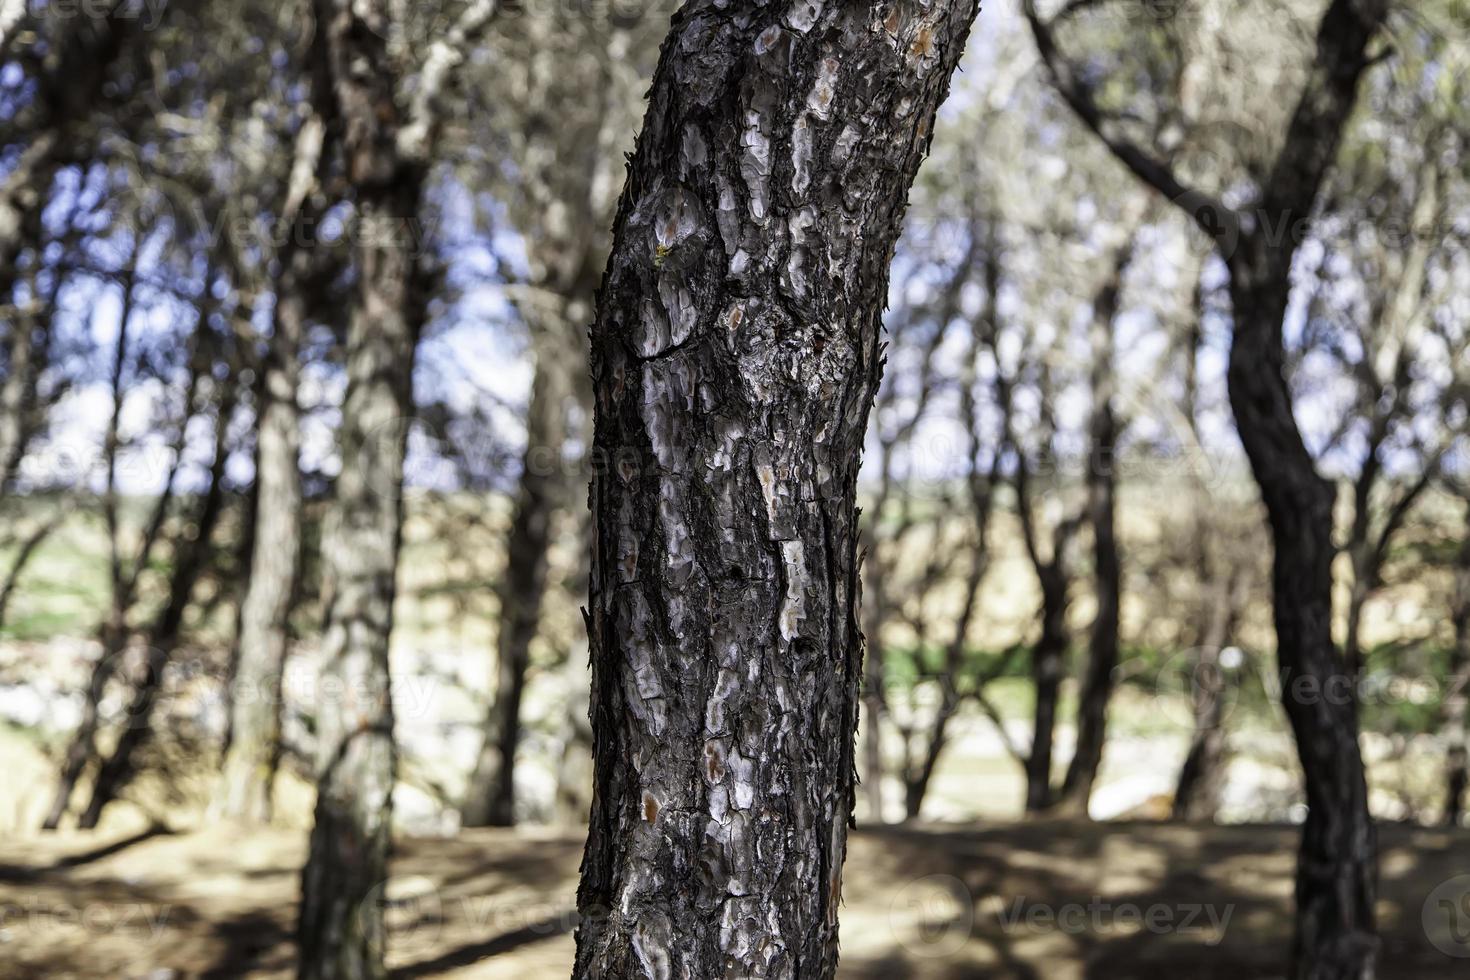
(462, 316), (574, 828)
(1026, 0), (1387, 968)
(1025, 576), (1067, 814)
(1172, 571), (1242, 822)
(572, 1), (980, 974)
(1229, 227), (1378, 979)
(0, 318), (37, 491)
(1442, 499), (1470, 827)
(1055, 245), (1127, 817)
(294, 0), (430, 975)
(214, 243), (308, 824)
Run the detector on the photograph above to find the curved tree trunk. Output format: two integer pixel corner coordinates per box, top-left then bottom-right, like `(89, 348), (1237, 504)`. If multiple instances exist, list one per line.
(1227, 242), (1377, 980)
(572, 1), (981, 975)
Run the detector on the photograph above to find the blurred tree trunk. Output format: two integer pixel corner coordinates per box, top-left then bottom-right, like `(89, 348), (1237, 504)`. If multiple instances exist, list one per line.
(1055, 241), (1129, 817)
(42, 249), (153, 830)
(462, 312), (575, 828)
(293, 2), (418, 975)
(1228, 240), (1378, 980)
(898, 230), (1001, 822)
(0, 317), (38, 490)
(213, 169), (316, 822)
(1442, 498), (1470, 827)
(1028, 0), (1387, 971)
(295, 0), (496, 973)
(572, 0), (980, 973)
(461, 10), (625, 827)
(1025, 575), (1067, 813)
(1173, 569), (1243, 822)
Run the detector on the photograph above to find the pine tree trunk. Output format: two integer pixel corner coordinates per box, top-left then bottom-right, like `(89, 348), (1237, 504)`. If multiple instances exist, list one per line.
(0, 317), (36, 491)
(214, 248), (306, 825)
(572, 1), (980, 974)
(1228, 229), (1377, 979)
(294, 0), (425, 975)
(1025, 576), (1067, 813)
(295, 196), (417, 977)
(1056, 247), (1126, 817)
(462, 317), (574, 827)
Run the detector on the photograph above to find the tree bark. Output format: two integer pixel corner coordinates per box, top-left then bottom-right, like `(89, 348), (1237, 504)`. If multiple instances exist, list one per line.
(572, 1), (980, 975)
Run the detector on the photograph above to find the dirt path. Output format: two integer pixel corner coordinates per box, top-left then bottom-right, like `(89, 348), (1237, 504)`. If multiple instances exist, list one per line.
(2, 819), (1467, 978)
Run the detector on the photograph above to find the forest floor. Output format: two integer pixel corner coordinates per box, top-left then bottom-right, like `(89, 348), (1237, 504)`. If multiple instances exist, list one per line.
(2, 818), (1468, 979)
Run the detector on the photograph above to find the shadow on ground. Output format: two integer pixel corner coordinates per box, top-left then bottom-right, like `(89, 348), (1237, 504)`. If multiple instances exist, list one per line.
(0, 819), (1465, 978)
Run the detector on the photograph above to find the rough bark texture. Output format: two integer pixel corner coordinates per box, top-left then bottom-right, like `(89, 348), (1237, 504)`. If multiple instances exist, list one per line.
(572, 1), (980, 975)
